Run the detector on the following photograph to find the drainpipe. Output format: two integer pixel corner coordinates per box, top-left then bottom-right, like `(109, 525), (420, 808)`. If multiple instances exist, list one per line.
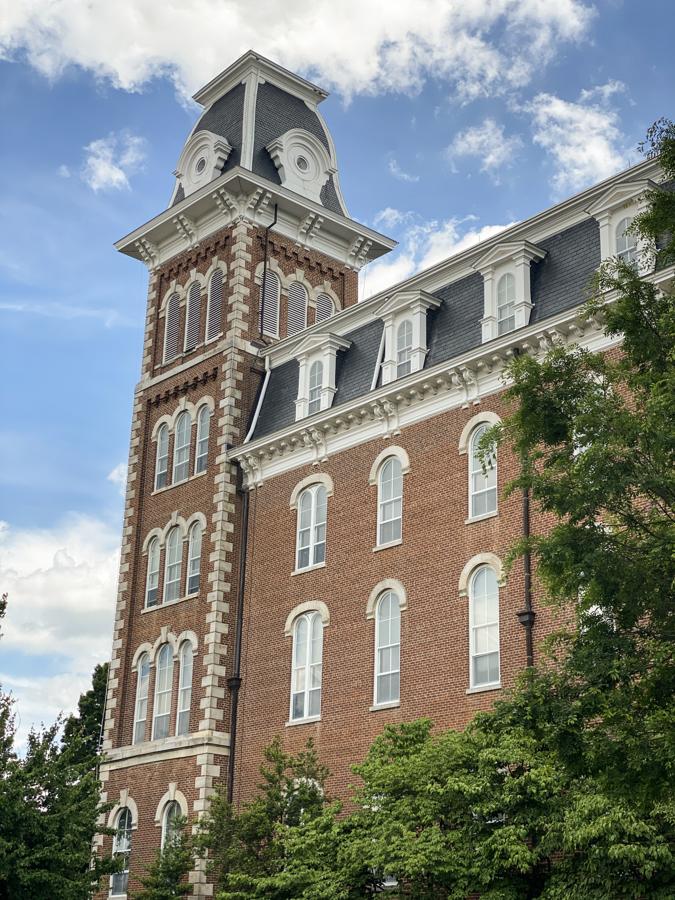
(516, 485), (535, 668)
(227, 467), (250, 804)
(258, 204), (278, 341)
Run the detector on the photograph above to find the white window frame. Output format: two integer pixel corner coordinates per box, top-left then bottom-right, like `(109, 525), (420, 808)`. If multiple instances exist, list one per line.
(295, 484), (327, 571)
(194, 406), (210, 474)
(185, 522), (201, 596)
(163, 527), (182, 603)
(132, 654), (150, 744)
(377, 457), (403, 547)
(307, 359), (323, 416)
(161, 800), (182, 849)
(155, 424), (169, 490)
(586, 177), (658, 272)
(110, 807), (132, 896)
(378, 290), (441, 386)
(289, 611), (323, 722)
(615, 216), (638, 266)
(395, 319), (413, 378)
(468, 424), (497, 521)
(152, 644), (174, 741)
(473, 240), (545, 343)
(145, 537), (160, 608)
(373, 590), (401, 707)
(468, 565), (501, 690)
(294, 333), (351, 420)
(496, 272), (516, 336)
(172, 411), (191, 484)
(175, 642), (193, 737)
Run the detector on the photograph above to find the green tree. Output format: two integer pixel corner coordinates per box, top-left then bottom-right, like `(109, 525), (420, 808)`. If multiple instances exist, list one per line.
(62, 661), (109, 767)
(132, 817), (193, 900)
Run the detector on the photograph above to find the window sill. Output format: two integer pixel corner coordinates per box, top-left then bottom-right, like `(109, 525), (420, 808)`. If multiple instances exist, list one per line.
(292, 561), (326, 576)
(141, 593), (199, 614)
(285, 715), (321, 727)
(370, 700), (400, 712)
(152, 469), (207, 496)
(466, 681), (501, 695)
(372, 538), (402, 553)
(464, 510), (498, 525)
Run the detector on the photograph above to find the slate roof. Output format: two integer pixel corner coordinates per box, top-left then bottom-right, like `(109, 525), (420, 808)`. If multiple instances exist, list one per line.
(251, 217), (602, 441)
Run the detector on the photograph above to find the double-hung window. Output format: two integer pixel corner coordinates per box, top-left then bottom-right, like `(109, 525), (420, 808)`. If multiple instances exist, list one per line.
(496, 273), (516, 336)
(377, 457), (403, 545)
(615, 216), (637, 266)
(111, 807), (132, 895)
(469, 566), (500, 688)
(176, 642), (193, 736)
(290, 611), (323, 721)
(155, 424), (169, 489)
(469, 425), (497, 519)
(374, 591), (400, 706)
(307, 360), (323, 416)
(132, 653), (150, 744)
(152, 644), (173, 740)
(296, 485), (327, 570)
(164, 527), (182, 603)
(145, 538), (160, 607)
(186, 522), (202, 596)
(173, 412), (191, 483)
(194, 406), (210, 474)
(162, 800), (182, 849)
(396, 319), (413, 378)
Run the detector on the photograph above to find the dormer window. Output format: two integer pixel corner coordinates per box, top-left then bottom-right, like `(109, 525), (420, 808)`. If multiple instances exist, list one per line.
(473, 240), (546, 343)
(294, 333), (351, 420)
(615, 217), (637, 266)
(378, 290), (441, 386)
(586, 178), (660, 273)
(266, 128), (336, 205)
(174, 130), (232, 199)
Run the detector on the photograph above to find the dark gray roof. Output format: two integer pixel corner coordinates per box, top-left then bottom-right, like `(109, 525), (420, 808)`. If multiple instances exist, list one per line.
(174, 80), (346, 215)
(250, 217), (603, 441)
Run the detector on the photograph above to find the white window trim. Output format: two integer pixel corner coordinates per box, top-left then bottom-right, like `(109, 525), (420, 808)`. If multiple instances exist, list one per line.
(175, 129), (232, 199)
(132, 653), (150, 745)
(266, 128), (336, 205)
(151, 644), (174, 741)
(294, 483), (328, 572)
(473, 240), (546, 342)
(467, 565), (501, 691)
(467, 424), (498, 522)
(368, 582), (407, 709)
(377, 289), (441, 385)
(294, 332), (351, 420)
(585, 178), (660, 272)
(376, 456), (404, 548)
(288, 609), (325, 723)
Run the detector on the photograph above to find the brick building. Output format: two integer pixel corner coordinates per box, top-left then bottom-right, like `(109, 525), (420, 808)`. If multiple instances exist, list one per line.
(97, 50), (666, 897)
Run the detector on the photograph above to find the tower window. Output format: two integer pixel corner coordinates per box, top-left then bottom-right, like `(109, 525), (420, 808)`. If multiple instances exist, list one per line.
(176, 642), (193, 737)
(186, 521), (202, 596)
(184, 282), (201, 351)
(162, 800), (182, 848)
(173, 411), (191, 484)
(287, 281), (308, 335)
(163, 527), (182, 603)
(194, 405), (210, 474)
(315, 293), (334, 323)
(111, 807), (132, 895)
(163, 292), (181, 363)
(152, 644), (174, 740)
(145, 537), (160, 608)
(132, 653), (150, 744)
(206, 269), (223, 342)
(155, 424), (169, 490)
(260, 270), (280, 337)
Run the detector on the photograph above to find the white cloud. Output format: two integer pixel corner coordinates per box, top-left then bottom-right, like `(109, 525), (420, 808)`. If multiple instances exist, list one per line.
(373, 207), (416, 230)
(107, 462), (127, 497)
(388, 157), (420, 183)
(360, 215), (515, 298)
(0, 1), (594, 101)
(446, 118), (523, 181)
(81, 131), (147, 192)
(0, 514), (120, 746)
(57, 163), (70, 178)
(526, 81), (629, 195)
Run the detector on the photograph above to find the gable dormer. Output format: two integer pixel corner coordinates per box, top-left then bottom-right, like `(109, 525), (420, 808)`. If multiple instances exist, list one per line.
(294, 332), (351, 420)
(585, 178), (659, 272)
(378, 289), (441, 385)
(473, 240), (546, 342)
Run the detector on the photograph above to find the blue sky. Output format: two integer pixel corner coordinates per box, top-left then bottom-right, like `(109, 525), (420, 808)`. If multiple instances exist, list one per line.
(0, 0), (673, 745)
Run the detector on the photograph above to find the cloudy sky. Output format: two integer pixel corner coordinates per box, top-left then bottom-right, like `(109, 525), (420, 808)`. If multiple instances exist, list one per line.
(0, 0), (673, 747)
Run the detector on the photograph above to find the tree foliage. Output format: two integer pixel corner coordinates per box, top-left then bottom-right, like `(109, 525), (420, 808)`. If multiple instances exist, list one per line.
(132, 816), (193, 900)
(62, 661), (108, 768)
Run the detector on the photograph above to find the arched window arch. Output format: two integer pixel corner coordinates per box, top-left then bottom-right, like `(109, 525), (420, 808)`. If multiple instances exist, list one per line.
(374, 590), (401, 706)
(145, 538), (160, 608)
(186, 522), (202, 596)
(290, 611), (323, 721)
(308, 360), (323, 416)
(396, 319), (413, 378)
(469, 425), (497, 519)
(469, 565), (500, 689)
(206, 268), (223, 342)
(184, 281), (201, 351)
(377, 456), (403, 546)
(132, 653), (150, 744)
(296, 484), (327, 570)
(161, 800), (182, 849)
(287, 281), (308, 335)
(164, 527), (182, 603)
(194, 405), (210, 474)
(111, 807), (133, 895)
(155, 423), (169, 490)
(260, 270), (280, 337)
(152, 644), (174, 740)
(173, 411), (191, 484)
(615, 216), (637, 265)
(315, 293), (334, 323)
(176, 642), (193, 736)
(163, 292), (180, 363)
(497, 272), (516, 335)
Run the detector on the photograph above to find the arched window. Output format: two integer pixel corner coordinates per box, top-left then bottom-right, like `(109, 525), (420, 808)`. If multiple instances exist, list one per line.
(152, 644), (174, 740)
(308, 360), (323, 416)
(377, 457), (403, 546)
(616, 216), (637, 265)
(469, 425), (497, 519)
(155, 424), (169, 490)
(176, 642), (193, 736)
(173, 411), (191, 483)
(315, 293), (334, 323)
(164, 527), (182, 603)
(132, 653), (150, 744)
(290, 611), (323, 721)
(161, 800), (182, 849)
(396, 319), (413, 378)
(206, 269), (223, 342)
(469, 566), (500, 688)
(163, 292), (180, 362)
(260, 270), (280, 337)
(186, 522), (202, 596)
(287, 281), (308, 335)
(296, 484), (327, 570)
(194, 406), (210, 474)
(497, 273), (516, 335)
(145, 538), (160, 608)
(111, 807), (132, 895)
(184, 282), (201, 351)
(374, 590), (401, 706)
